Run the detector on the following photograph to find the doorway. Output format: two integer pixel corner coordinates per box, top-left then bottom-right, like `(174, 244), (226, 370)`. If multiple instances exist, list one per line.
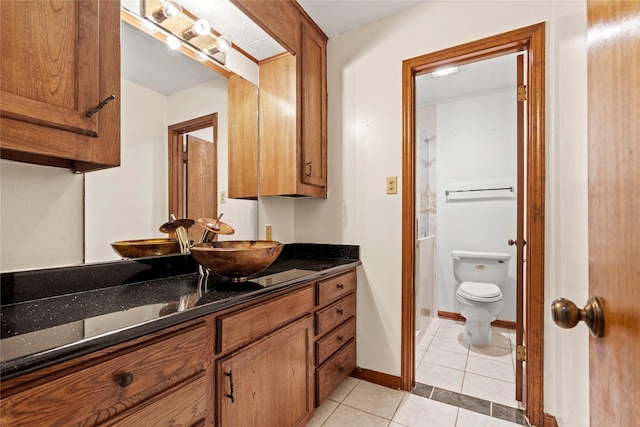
(168, 113), (218, 242)
(401, 23), (546, 426)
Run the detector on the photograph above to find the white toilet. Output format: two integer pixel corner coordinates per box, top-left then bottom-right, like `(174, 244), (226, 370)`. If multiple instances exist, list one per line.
(451, 250), (511, 347)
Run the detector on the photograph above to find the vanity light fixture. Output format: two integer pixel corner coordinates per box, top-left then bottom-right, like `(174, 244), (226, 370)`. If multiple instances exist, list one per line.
(431, 66), (459, 77)
(140, 0), (233, 65)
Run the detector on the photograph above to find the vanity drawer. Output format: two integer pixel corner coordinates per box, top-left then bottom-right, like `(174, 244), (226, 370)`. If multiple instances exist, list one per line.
(1, 323), (207, 427)
(217, 285), (314, 354)
(315, 293), (356, 337)
(316, 339), (356, 406)
(316, 270), (356, 307)
(315, 317), (356, 365)
(100, 372), (208, 427)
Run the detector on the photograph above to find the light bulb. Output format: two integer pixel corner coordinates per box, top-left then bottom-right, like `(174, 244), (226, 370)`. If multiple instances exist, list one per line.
(182, 19), (210, 40)
(152, 0), (182, 22)
(141, 18), (158, 34)
(166, 34), (182, 50)
(162, 1), (182, 19)
(195, 50), (209, 62)
(193, 19), (210, 36)
(216, 35), (232, 52)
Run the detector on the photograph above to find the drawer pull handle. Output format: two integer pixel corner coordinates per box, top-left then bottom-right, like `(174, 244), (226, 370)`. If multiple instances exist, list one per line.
(337, 335), (344, 343)
(338, 366), (345, 372)
(337, 283), (344, 290)
(225, 370), (235, 403)
(337, 308), (344, 315)
(118, 373), (134, 388)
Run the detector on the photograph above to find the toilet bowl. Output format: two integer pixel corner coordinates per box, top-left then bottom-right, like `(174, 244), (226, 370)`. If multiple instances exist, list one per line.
(452, 250), (511, 347)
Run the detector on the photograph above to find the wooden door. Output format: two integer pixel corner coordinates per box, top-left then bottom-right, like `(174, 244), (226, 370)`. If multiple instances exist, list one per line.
(217, 316), (314, 427)
(185, 135), (216, 242)
(514, 52), (527, 403)
(587, 0), (640, 424)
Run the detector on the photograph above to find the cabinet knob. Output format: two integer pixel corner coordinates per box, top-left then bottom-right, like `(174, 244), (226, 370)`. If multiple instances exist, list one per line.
(338, 366), (345, 372)
(118, 373), (134, 388)
(337, 308), (344, 315)
(337, 283), (344, 290)
(337, 335), (344, 343)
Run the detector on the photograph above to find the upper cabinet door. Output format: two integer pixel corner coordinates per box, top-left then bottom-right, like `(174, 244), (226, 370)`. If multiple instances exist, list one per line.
(300, 23), (327, 191)
(0, 0), (121, 172)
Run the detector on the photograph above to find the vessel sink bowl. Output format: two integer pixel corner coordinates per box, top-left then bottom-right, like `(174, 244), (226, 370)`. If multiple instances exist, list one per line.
(111, 238), (181, 259)
(190, 240), (283, 282)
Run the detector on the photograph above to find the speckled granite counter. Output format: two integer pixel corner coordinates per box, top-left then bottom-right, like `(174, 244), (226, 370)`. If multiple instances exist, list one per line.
(0, 243), (360, 380)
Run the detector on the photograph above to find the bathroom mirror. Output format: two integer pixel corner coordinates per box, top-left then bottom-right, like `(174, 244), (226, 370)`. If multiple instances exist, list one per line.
(0, 0), (286, 271)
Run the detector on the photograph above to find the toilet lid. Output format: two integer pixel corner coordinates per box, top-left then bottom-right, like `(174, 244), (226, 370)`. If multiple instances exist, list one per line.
(457, 281), (502, 302)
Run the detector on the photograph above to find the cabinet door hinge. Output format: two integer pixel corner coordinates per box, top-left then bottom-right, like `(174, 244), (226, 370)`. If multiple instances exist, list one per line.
(516, 344), (526, 362)
(182, 151), (188, 163)
(517, 85), (527, 102)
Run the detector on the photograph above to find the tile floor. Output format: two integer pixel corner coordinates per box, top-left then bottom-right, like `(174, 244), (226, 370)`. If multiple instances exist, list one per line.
(307, 318), (527, 427)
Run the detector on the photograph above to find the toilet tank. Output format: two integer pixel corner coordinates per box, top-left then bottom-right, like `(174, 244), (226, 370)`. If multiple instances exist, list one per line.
(452, 250), (511, 285)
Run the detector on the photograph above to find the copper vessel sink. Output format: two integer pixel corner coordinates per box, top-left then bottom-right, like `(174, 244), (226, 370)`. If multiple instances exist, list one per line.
(111, 238), (181, 259)
(189, 240), (283, 282)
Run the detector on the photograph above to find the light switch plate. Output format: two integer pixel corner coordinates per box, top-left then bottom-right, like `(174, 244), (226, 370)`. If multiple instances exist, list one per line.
(220, 191), (227, 204)
(387, 176), (398, 194)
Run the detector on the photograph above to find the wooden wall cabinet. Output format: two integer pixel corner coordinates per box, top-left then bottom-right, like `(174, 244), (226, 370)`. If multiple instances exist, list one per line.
(233, 0), (328, 198)
(0, 0), (121, 173)
(228, 74), (259, 199)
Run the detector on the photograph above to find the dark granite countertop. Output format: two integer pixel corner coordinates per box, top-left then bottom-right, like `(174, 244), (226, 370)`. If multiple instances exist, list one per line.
(0, 243), (360, 380)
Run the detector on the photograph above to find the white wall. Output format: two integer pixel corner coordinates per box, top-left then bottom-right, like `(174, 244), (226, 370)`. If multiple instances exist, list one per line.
(436, 89), (517, 321)
(0, 160), (84, 271)
(85, 79), (168, 262)
(167, 78), (258, 242)
(293, 1), (588, 425)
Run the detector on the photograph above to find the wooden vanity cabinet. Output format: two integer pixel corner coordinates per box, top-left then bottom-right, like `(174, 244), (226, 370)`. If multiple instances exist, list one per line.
(0, 321), (211, 427)
(234, 0), (328, 198)
(314, 269), (358, 406)
(0, 0), (121, 172)
(215, 286), (315, 427)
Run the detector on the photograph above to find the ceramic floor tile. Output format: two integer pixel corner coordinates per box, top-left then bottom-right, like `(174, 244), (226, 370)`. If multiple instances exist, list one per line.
(462, 372), (518, 408)
(322, 404), (390, 427)
(328, 376), (360, 403)
(468, 345), (513, 364)
(416, 362), (464, 392)
(436, 326), (466, 340)
(341, 380), (405, 419)
(392, 393), (458, 427)
(456, 408), (523, 427)
(429, 336), (469, 355)
(305, 399), (339, 427)
(488, 331), (512, 349)
(422, 348), (468, 371)
(466, 355), (515, 383)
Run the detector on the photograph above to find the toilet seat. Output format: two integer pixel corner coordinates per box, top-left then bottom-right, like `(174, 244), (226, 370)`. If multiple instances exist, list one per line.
(457, 281), (502, 302)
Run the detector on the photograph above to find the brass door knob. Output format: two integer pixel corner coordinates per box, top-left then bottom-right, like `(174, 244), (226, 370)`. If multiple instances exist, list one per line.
(550, 296), (604, 337)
